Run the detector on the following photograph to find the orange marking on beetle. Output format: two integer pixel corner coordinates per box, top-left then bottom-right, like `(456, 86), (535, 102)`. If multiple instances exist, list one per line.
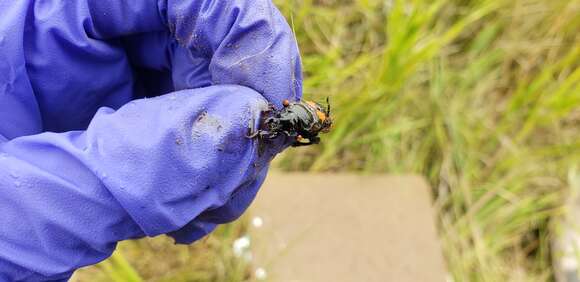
(283, 99), (290, 107)
(316, 110), (327, 122)
(306, 101), (317, 108)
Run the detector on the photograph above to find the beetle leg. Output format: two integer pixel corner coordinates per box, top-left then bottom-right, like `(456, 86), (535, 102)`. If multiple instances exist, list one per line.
(291, 141), (312, 147)
(291, 135), (321, 147)
(247, 117), (271, 139)
(247, 116), (257, 138)
(246, 130), (261, 139)
(266, 131), (279, 139)
(246, 115), (262, 138)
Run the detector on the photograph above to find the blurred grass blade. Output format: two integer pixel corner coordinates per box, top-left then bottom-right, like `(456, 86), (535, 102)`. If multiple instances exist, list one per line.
(97, 251), (143, 282)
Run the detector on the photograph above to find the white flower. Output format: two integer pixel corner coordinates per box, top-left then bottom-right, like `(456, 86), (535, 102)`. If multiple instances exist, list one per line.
(252, 216), (264, 228)
(255, 267), (267, 280)
(232, 235), (251, 257)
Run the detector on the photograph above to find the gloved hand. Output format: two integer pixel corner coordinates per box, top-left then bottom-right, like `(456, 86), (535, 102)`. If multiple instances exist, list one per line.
(0, 0), (302, 280)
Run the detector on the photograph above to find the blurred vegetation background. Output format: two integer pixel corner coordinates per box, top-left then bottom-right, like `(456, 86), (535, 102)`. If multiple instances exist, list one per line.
(76, 0), (579, 281)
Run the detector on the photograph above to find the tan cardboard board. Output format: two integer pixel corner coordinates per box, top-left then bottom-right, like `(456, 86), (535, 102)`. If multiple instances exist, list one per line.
(248, 173), (447, 282)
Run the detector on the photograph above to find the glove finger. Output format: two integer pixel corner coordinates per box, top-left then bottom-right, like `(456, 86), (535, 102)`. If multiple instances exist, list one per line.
(161, 0), (304, 107)
(169, 166), (269, 244)
(87, 0), (303, 105)
(167, 219), (217, 244)
(84, 0), (165, 39)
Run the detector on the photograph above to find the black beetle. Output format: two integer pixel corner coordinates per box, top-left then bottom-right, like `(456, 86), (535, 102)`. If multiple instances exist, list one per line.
(247, 98), (333, 147)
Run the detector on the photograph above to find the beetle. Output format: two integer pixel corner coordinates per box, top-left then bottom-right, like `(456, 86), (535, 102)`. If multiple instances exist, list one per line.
(247, 98), (333, 147)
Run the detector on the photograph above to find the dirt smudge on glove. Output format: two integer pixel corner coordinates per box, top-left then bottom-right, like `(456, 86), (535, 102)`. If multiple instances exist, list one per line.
(192, 111), (223, 140)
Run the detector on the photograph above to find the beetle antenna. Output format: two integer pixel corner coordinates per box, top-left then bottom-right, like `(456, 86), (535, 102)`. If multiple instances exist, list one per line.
(326, 97), (331, 116)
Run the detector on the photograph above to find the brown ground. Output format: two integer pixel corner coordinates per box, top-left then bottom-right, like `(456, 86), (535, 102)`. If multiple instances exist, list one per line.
(248, 172), (447, 282)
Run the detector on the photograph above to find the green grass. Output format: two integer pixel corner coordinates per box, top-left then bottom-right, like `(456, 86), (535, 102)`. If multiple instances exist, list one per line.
(74, 221), (251, 282)
(78, 0), (579, 281)
(276, 0), (579, 280)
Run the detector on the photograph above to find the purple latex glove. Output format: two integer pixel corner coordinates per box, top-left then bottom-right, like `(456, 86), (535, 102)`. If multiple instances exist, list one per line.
(0, 0), (302, 280)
